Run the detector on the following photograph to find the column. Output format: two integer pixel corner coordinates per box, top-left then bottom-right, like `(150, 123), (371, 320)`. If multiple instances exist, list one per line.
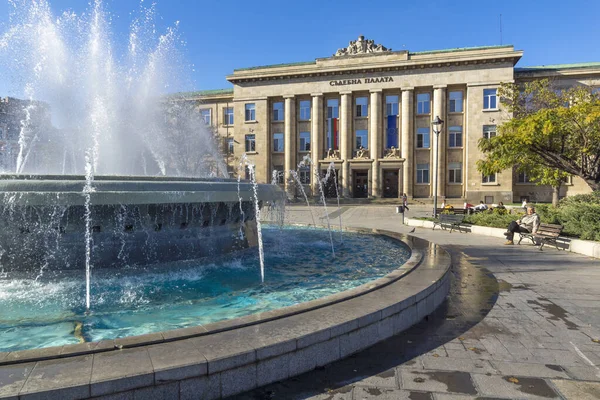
(369, 90), (382, 197)
(310, 93), (323, 197)
(284, 96), (296, 195)
(433, 86), (446, 198)
(401, 88), (414, 198)
(398, 168), (403, 199)
(340, 92), (352, 197)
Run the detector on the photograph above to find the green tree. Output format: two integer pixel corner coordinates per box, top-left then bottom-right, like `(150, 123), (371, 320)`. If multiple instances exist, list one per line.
(477, 79), (600, 205)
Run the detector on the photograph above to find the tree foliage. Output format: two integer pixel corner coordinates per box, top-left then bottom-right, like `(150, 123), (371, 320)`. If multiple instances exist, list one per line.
(477, 79), (600, 191)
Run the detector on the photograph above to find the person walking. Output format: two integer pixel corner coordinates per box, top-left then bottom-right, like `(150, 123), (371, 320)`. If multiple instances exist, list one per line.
(402, 193), (409, 211)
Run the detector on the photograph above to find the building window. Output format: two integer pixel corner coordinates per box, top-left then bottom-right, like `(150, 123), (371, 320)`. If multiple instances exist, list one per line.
(355, 97), (368, 117)
(273, 166), (284, 184)
(518, 172), (531, 183)
(245, 134), (255, 152)
(416, 127), (430, 148)
(227, 137), (234, 154)
(482, 174), (496, 184)
(224, 107), (234, 125)
(299, 131), (311, 152)
(299, 167), (311, 184)
(299, 100), (311, 120)
(417, 163), (430, 184)
(448, 126), (463, 148)
(245, 103), (255, 121)
(327, 99), (340, 150)
(272, 102), (284, 121)
(355, 129), (368, 149)
(417, 93), (431, 114)
(449, 91), (463, 113)
(483, 88), (497, 110)
(244, 166), (251, 180)
(386, 95), (399, 116)
(200, 109), (211, 125)
(448, 162), (462, 183)
(483, 125), (497, 139)
(273, 133), (284, 152)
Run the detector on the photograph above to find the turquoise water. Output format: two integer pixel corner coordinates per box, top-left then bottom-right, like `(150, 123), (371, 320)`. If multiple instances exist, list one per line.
(0, 226), (410, 351)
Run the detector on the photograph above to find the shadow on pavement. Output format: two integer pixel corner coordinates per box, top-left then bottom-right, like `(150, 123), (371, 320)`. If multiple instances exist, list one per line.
(233, 245), (500, 400)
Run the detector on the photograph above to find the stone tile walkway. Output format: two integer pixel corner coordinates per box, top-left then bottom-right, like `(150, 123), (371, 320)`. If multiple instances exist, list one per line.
(237, 205), (600, 400)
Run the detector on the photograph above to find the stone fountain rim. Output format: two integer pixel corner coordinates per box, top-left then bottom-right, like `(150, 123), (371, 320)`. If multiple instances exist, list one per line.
(0, 226), (428, 366)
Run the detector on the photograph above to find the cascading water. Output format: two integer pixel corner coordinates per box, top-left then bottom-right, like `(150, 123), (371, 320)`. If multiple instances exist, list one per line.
(238, 154), (266, 282)
(316, 163), (335, 258)
(0, 0), (263, 312)
(0, 0), (225, 176)
(294, 155), (317, 227)
(331, 166), (344, 243)
(248, 164), (265, 283)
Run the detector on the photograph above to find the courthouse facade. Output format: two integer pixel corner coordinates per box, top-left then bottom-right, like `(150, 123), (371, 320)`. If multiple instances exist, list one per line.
(183, 37), (600, 203)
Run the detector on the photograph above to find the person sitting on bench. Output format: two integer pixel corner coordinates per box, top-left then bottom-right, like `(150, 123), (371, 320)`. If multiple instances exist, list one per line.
(504, 206), (540, 245)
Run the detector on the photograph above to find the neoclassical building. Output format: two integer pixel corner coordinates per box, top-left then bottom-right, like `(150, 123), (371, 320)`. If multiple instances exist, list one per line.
(180, 37), (600, 203)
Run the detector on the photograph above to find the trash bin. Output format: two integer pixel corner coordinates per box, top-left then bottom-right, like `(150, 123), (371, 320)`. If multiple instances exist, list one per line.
(396, 205), (404, 214)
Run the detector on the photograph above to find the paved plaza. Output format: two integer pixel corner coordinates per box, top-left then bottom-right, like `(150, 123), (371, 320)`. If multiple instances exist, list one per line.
(240, 205), (600, 400)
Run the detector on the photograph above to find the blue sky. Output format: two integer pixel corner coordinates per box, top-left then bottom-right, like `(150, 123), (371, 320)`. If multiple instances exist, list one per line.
(1, 0), (599, 94)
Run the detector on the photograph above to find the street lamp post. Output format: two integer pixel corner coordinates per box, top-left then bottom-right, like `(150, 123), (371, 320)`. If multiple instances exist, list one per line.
(431, 115), (444, 218)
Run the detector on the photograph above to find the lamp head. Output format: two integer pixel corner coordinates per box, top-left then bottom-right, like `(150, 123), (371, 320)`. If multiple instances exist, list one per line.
(431, 115), (444, 128)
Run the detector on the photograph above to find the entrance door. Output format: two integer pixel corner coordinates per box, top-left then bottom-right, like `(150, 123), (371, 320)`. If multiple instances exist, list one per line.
(383, 170), (399, 198)
(321, 169), (339, 198)
(353, 171), (369, 198)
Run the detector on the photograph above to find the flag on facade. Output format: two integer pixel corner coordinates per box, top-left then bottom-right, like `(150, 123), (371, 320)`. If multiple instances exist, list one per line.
(328, 118), (339, 150)
(386, 115), (398, 148)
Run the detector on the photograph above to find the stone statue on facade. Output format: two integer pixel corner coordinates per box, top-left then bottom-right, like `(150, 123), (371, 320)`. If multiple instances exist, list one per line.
(355, 146), (368, 159)
(384, 146), (400, 158)
(333, 35), (391, 57)
(326, 148), (340, 160)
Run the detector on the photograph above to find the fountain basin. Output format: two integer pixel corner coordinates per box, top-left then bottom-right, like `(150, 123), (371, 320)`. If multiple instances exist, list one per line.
(0, 229), (451, 400)
(0, 175), (283, 270)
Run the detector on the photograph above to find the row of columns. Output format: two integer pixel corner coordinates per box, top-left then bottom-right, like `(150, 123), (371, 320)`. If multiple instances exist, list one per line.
(284, 87), (447, 199)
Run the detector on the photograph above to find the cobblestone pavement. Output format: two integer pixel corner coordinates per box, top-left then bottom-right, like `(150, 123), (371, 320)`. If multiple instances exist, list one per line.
(235, 205), (600, 400)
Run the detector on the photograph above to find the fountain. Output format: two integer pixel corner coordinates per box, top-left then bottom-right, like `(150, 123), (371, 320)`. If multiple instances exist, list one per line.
(0, 2), (451, 399)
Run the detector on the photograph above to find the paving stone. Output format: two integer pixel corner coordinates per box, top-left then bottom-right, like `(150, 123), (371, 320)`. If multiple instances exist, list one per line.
(551, 379), (600, 400)
(353, 386), (433, 399)
(489, 361), (570, 379)
(353, 368), (398, 389)
(147, 340), (207, 383)
(399, 369), (477, 395)
(421, 356), (497, 374)
(309, 386), (353, 400)
(471, 374), (560, 399)
(562, 365), (600, 381)
(19, 355), (92, 400)
(90, 348), (154, 397)
(0, 362), (35, 399)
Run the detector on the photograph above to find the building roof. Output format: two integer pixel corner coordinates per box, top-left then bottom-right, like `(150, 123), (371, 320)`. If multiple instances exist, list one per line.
(515, 62), (600, 72)
(409, 44), (514, 56)
(232, 44), (516, 73)
(169, 88), (233, 98)
(234, 61), (316, 72)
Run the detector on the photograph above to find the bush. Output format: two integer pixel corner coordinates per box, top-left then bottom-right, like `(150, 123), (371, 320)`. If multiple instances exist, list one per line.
(464, 211), (519, 228)
(558, 202), (600, 241)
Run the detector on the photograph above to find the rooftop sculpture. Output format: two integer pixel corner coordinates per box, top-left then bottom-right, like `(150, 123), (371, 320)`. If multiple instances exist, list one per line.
(334, 35), (391, 57)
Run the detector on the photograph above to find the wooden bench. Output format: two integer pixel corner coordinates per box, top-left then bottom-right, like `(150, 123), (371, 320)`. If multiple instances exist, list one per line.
(518, 223), (564, 251)
(432, 213), (466, 233)
(434, 208), (468, 216)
